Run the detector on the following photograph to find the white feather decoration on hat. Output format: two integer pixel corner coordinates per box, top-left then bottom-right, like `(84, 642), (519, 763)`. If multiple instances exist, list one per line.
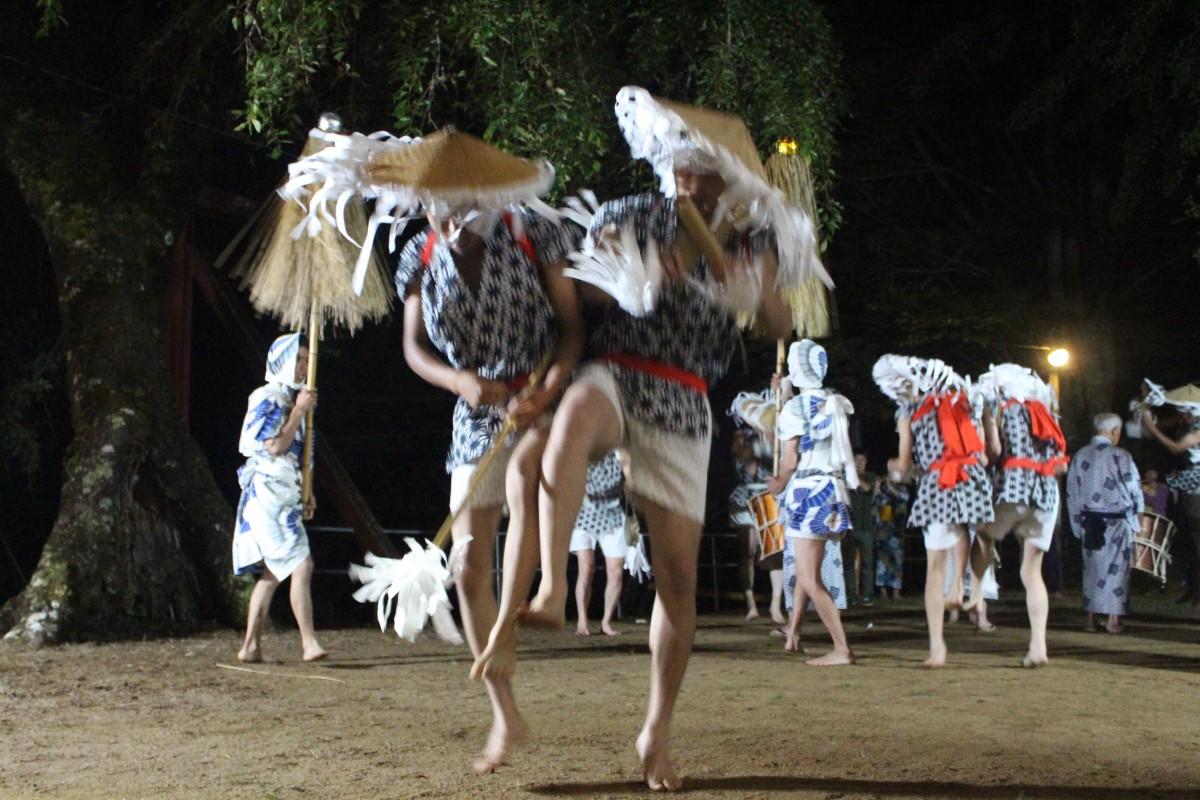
(281, 127), (559, 295)
(976, 363), (1050, 405)
(612, 86), (831, 297)
(872, 354), (965, 406)
(347, 540), (464, 645)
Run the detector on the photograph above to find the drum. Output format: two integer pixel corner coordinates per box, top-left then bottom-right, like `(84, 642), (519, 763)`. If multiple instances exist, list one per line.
(1133, 512), (1176, 585)
(749, 492), (786, 560)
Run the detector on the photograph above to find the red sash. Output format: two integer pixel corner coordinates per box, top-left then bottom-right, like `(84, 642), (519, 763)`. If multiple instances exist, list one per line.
(912, 393), (983, 489)
(1001, 398), (1069, 474)
(600, 353), (708, 394)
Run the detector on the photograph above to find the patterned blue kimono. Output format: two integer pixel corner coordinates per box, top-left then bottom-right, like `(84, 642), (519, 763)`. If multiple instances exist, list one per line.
(1067, 436), (1143, 615)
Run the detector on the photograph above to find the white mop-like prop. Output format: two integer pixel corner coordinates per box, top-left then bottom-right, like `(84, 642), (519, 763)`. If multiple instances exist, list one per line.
(623, 513), (652, 582)
(564, 222), (664, 317)
(686, 259), (763, 317)
(872, 354), (965, 409)
(348, 540), (465, 645)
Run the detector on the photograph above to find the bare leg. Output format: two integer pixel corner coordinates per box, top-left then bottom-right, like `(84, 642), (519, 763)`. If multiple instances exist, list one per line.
(601, 556), (624, 635)
(525, 384), (621, 627)
(1021, 542), (1049, 665)
(964, 533), (995, 613)
(784, 543), (806, 653)
(471, 425), (548, 681)
(945, 533), (968, 611)
(925, 546), (951, 668)
(574, 548), (595, 636)
(1106, 613), (1123, 633)
(635, 498), (701, 793)
(1085, 612), (1098, 632)
(768, 569), (786, 624)
(736, 524), (759, 620)
(795, 538), (854, 666)
(288, 557), (326, 661)
(239, 571), (279, 662)
(452, 506), (529, 773)
(974, 597), (995, 632)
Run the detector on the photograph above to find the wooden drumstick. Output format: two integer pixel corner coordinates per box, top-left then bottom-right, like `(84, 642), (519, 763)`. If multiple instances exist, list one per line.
(773, 338), (785, 475)
(677, 195), (728, 281)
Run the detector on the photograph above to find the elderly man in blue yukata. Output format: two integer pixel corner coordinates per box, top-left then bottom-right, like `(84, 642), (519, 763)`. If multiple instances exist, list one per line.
(1067, 413), (1143, 634)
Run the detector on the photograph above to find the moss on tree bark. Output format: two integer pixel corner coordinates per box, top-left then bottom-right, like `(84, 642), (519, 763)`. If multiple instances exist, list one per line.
(1, 110), (245, 644)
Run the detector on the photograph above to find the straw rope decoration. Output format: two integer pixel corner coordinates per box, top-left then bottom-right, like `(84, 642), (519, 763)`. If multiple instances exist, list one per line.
(764, 142), (832, 338)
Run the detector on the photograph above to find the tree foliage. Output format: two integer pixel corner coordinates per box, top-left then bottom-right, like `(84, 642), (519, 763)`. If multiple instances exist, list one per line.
(233, 0), (845, 235)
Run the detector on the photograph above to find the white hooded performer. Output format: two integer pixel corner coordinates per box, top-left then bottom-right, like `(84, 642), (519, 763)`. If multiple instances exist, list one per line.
(766, 339), (856, 666)
(232, 333), (326, 663)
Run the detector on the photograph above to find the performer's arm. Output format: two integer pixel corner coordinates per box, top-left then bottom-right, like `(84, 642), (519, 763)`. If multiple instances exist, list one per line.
(508, 261), (585, 427)
(887, 415), (914, 477)
(401, 293), (507, 408)
(982, 405), (1002, 462)
(767, 438), (799, 496)
(754, 248), (793, 341)
(265, 390), (315, 457)
(1140, 410), (1200, 454)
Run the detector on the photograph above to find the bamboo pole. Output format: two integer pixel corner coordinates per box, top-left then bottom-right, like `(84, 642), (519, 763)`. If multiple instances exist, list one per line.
(676, 195), (728, 281)
(301, 305), (319, 504)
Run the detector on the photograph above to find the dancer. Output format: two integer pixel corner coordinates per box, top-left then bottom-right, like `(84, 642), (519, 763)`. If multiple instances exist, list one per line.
(385, 132), (583, 772)
(970, 363), (1067, 665)
(728, 389), (786, 623)
(477, 88), (826, 791)
(874, 475), (909, 599)
(766, 339), (856, 665)
(570, 450), (628, 636)
(874, 355), (994, 668)
(233, 333), (327, 663)
(1068, 413), (1142, 634)
(1139, 396), (1200, 609)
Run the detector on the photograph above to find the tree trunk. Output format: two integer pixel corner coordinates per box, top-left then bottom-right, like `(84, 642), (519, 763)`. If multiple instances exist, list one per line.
(0, 111), (244, 644)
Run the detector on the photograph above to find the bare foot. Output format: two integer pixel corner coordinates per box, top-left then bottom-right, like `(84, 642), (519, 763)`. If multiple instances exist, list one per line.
(744, 607), (760, 622)
(976, 620), (996, 633)
(924, 642), (947, 669)
(521, 592), (567, 629)
(636, 727), (681, 792)
(472, 710), (529, 774)
(472, 616), (519, 682)
(1022, 652), (1049, 668)
(806, 650), (854, 666)
(601, 621), (621, 636)
(301, 642), (328, 662)
(783, 632), (804, 653)
(236, 644), (262, 663)
(575, 625), (592, 637)
(770, 607), (787, 625)
(946, 579), (964, 612)
(947, 609), (960, 624)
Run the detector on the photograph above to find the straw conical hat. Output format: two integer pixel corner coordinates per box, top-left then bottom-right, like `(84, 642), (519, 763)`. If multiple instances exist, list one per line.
(222, 117), (392, 335)
(281, 125), (558, 294)
(613, 86), (830, 297)
(366, 128), (552, 207)
(1165, 384), (1200, 406)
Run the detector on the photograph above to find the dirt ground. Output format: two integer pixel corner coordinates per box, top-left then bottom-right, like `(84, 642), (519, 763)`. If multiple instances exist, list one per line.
(2, 594), (1198, 800)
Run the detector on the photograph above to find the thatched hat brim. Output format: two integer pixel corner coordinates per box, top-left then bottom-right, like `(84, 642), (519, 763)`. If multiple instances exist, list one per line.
(280, 127), (558, 295)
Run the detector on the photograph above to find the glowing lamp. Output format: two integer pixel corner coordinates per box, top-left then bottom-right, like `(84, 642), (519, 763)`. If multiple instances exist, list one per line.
(1047, 348), (1070, 368)
(776, 137), (798, 156)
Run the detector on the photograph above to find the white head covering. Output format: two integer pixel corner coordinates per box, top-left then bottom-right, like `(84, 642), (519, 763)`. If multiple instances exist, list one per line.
(265, 333), (305, 390)
(976, 363), (1050, 405)
(872, 354), (964, 405)
(787, 339), (828, 389)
